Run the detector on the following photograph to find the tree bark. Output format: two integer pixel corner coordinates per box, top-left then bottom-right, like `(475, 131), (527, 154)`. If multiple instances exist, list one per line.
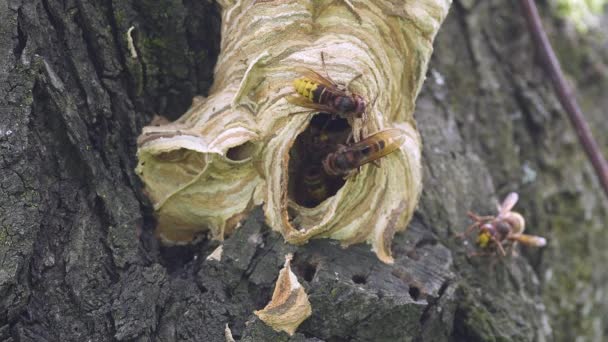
(1, 0), (607, 341)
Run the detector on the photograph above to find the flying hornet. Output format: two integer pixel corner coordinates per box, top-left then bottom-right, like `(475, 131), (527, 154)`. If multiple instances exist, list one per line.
(459, 192), (547, 256)
(322, 128), (405, 177)
(287, 53), (367, 125)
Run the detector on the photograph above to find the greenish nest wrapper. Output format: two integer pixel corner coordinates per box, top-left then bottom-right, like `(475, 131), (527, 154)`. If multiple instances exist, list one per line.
(136, 0), (451, 263)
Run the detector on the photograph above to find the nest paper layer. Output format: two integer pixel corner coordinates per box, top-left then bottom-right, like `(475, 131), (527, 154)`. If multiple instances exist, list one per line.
(136, 0), (451, 262)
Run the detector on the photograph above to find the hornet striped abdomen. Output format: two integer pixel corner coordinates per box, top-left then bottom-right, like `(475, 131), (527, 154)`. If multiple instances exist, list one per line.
(460, 192), (547, 257)
(287, 66), (367, 119)
(323, 128), (406, 176)
(303, 166), (328, 204)
(293, 78), (320, 101)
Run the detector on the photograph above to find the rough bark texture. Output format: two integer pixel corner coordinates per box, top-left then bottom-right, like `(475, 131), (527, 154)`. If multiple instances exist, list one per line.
(0, 0), (606, 341)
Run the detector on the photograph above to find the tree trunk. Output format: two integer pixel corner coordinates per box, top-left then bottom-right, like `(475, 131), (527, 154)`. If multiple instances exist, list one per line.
(1, 0), (606, 341)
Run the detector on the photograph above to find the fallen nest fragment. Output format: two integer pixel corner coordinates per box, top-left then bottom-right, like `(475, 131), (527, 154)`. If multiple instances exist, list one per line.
(254, 254), (312, 335)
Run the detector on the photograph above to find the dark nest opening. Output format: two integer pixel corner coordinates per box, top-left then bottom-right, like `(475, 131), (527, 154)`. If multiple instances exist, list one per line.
(226, 141), (256, 161)
(287, 113), (350, 208)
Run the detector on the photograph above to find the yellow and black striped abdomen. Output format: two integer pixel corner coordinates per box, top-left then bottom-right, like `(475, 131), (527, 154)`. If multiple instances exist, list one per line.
(322, 129), (406, 176)
(305, 174), (325, 194)
(294, 78), (322, 101)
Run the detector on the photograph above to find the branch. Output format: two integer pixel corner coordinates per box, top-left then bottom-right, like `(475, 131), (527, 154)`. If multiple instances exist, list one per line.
(519, 0), (608, 199)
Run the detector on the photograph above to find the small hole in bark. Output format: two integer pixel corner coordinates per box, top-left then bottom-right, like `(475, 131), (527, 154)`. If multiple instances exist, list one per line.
(302, 263), (317, 282)
(415, 236), (438, 248)
(226, 141), (255, 161)
(406, 249), (420, 260)
(409, 286), (421, 300)
(196, 282), (208, 294)
(287, 113), (349, 209)
(352, 274), (367, 284)
(159, 244), (201, 273)
(293, 258), (319, 282)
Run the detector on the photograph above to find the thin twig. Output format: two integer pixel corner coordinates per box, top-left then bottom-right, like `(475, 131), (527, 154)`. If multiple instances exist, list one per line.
(519, 0), (608, 199)
(126, 26), (138, 59)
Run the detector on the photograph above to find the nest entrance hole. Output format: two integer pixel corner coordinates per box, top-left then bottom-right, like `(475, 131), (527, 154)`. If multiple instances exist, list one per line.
(287, 113), (350, 209)
(226, 141), (255, 161)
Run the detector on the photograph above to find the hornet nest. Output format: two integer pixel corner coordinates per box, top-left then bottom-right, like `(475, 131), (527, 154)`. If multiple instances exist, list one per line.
(136, 0), (451, 263)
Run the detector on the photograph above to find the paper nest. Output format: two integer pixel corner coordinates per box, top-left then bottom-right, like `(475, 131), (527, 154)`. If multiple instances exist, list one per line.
(136, 0), (451, 263)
